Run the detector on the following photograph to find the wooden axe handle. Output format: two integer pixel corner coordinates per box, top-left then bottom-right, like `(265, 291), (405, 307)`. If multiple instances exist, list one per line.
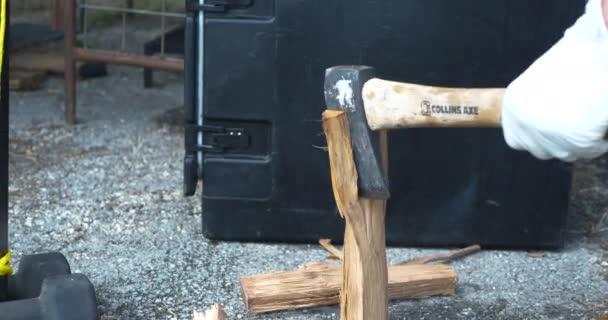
(363, 78), (505, 130)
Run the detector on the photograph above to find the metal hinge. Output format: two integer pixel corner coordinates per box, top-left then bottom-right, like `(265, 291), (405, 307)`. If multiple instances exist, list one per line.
(186, 124), (250, 153)
(186, 0), (252, 13)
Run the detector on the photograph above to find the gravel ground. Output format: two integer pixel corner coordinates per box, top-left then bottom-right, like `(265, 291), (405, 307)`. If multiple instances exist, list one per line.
(7, 20), (608, 320)
(7, 67), (608, 320)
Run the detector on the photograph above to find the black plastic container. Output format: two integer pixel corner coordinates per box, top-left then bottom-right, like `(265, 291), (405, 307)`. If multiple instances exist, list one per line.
(184, 0), (587, 249)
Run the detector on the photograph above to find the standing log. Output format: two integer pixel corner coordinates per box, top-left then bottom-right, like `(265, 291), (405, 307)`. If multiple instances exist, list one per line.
(322, 110), (389, 320)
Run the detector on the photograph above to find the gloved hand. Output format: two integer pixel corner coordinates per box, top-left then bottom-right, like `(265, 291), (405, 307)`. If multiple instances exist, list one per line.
(501, 0), (608, 162)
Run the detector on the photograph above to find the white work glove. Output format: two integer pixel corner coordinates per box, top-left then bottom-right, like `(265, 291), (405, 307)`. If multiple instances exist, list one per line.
(502, 0), (608, 162)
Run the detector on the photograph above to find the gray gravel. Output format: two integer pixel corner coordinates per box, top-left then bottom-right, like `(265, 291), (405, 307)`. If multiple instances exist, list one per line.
(7, 67), (608, 320)
(7, 26), (608, 320)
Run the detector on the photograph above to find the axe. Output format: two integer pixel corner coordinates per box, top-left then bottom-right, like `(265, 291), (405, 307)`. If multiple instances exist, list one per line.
(323, 65), (507, 319)
(324, 65), (506, 199)
(323, 65), (608, 319)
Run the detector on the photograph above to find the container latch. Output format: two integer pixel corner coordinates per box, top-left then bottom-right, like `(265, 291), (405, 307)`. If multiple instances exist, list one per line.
(186, 125), (250, 153)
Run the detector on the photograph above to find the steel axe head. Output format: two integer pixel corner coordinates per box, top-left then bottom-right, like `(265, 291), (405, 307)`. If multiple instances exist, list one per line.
(324, 66), (390, 199)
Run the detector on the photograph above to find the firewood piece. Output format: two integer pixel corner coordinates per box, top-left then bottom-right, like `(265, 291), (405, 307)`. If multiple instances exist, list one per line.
(319, 239), (343, 260)
(398, 245), (482, 265)
(240, 262), (457, 315)
(192, 304), (225, 320)
(322, 110), (389, 320)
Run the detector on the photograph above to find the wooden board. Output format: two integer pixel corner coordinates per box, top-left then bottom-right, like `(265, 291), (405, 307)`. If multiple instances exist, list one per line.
(240, 262), (457, 315)
(10, 51), (83, 75)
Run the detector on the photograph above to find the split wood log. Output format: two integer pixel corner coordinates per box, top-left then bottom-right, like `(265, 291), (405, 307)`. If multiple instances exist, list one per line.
(319, 239), (343, 260)
(240, 262), (457, 315)
(322, 110), (390, 320)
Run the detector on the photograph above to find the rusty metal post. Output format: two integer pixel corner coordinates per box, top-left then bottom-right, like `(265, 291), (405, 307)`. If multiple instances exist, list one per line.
(50, 0), (64, 31)
(75, 48), (184, 72)
(64, 0), (77, 124)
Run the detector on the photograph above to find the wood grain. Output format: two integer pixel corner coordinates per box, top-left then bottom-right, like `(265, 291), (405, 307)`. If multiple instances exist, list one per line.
(322, 110), (389, 320)
(240, 262), (457, 315)
(363, 78), (505, 130)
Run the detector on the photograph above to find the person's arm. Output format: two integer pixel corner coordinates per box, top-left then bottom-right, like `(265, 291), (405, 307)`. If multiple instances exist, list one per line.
(502, 0), (608, 162)
(602, 0), (608, 28)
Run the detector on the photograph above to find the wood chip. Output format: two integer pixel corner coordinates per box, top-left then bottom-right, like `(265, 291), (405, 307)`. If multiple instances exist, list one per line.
(527, 252), (546, 258)
(192, 304), (225, 320)
(319, 239), (343, 260)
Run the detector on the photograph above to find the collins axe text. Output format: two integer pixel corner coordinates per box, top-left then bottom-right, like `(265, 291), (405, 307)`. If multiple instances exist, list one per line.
(420, 100), (480, 117)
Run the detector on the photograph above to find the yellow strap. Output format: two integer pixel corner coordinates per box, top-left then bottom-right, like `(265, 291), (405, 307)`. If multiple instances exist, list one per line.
(0, 0), (5, 83)
(0, 0), (8, 270)
(0, 250), (12, 276)
(0, 0), (8, 277)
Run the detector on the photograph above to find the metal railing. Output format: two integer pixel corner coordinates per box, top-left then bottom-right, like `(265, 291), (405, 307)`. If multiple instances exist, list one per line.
(63, 0), (185, 124)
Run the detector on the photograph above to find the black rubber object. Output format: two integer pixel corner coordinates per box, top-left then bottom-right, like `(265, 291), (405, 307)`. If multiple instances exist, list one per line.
(0, 253), (99, 320)
(143, 25), (184, 88)
(9, 23), (63, 52)
(188, 0), (587, 249)
(3, 253), (98, 319)
(2, 274), (98, 320)
(79, 63), (108, 80)
(7, 253), (71, 300)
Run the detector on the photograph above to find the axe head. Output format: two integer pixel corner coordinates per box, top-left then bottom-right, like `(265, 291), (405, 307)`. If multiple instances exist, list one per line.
(324, 66), (390, 200)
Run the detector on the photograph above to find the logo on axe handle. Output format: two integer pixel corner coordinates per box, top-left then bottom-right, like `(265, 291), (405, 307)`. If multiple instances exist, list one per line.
(420, 100), (480, 117)
(420, 100), (432, 116)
